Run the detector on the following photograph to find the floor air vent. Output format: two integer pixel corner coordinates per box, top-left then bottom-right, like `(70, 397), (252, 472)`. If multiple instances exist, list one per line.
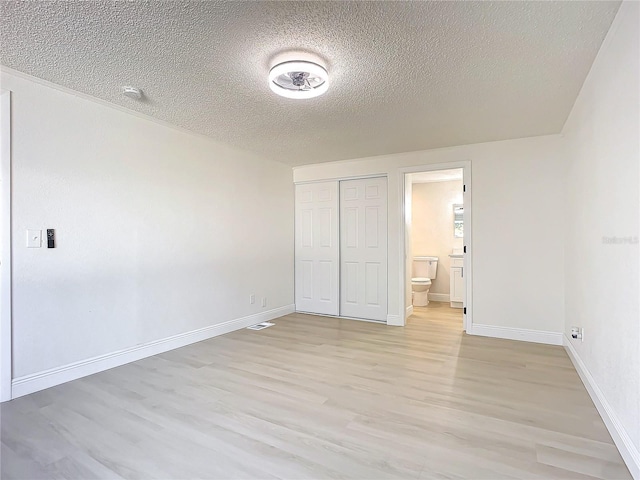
(247, 322), (275, 331)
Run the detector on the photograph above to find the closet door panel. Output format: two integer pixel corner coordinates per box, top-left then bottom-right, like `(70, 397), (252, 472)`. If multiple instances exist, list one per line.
(340, 177), (388, 321)
(295, 182), (339, 315)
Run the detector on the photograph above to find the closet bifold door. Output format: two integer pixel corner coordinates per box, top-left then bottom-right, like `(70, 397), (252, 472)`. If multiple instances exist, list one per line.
(340, 177), (388, 321)
(294, 182), (339, 316)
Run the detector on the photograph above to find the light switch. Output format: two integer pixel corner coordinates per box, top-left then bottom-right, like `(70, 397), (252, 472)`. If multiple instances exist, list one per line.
(27, 229), (42, 248)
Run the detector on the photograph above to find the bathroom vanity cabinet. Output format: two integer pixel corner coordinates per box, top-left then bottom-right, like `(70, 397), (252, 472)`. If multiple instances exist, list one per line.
(449, 255), (464, 308)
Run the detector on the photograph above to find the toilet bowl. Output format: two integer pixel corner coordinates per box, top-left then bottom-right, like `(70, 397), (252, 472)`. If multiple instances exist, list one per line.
(412, 256), (438, 307)
(411, 277), (432, 306)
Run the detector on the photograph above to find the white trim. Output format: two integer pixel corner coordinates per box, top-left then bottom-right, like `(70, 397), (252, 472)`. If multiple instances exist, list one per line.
(294, 173), (387, 185)
(0, 90), (11, 402)
(462, 163), (472, 332)
(427, 293), (450, 303)
(564, 335), (640, 479)
(405, 305), (414, 319)
(398, 161), (473, 330)
(386, 314), (403, 326)
(467, 324), (563, 346)
(11, 304), (295, 399)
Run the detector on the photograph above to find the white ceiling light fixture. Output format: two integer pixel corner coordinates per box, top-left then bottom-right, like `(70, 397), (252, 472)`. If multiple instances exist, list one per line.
(269, 60), (328, 99)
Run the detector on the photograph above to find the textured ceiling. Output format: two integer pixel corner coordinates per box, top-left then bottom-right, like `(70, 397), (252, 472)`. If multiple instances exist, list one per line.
(0, 1), (620, 166)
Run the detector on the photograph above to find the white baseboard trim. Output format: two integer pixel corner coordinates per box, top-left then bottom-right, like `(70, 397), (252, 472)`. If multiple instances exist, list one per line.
(428, 293), (450, 302)
(405, 305), (414, 319)
(387, 314), (403, 326)
(467, 324), (563, 346)
(564, 335), (640, 479)
(11, 304), (295, 399)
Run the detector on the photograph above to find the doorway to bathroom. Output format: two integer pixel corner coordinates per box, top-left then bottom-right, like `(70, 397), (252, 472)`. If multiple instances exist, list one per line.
(401, 162), (472, 332)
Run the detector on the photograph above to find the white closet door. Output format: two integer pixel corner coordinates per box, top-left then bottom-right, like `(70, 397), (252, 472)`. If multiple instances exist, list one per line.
(295, 182), (339, 315)
(340, 177), (388, 321)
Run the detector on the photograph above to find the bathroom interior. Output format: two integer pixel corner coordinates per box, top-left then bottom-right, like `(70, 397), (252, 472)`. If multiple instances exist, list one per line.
(407, 168), (464, 327)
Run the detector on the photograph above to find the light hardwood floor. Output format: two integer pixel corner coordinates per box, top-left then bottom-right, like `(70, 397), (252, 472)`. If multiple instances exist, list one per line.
(1, 304), (631, 479)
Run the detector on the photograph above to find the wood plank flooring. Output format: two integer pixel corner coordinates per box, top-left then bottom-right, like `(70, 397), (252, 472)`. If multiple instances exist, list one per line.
(1, 303), (631, 479)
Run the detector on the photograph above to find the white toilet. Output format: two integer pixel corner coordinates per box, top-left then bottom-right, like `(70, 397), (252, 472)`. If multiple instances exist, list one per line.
(412, 256), (439, 306)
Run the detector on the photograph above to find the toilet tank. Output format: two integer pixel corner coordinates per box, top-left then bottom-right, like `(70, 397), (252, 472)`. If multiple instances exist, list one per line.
(413, 256), (438, 279)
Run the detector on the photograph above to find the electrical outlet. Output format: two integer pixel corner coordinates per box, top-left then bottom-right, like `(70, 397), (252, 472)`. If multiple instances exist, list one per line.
(571, 326), (584, 342)
(261, 297), (267, 307)
(249, 294), (255, 305)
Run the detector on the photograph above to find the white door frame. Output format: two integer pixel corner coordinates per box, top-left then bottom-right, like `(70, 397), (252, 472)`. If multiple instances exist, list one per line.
(398, 160), (473, 330)
(0, 90), (12, 401)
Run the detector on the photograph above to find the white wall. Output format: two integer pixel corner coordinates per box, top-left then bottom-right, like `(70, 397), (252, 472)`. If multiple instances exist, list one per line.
(563, 1), (639, 473)
(411, 180), (463, 295)
(1, 70), (294, 380)
(294, 134), (566, 335)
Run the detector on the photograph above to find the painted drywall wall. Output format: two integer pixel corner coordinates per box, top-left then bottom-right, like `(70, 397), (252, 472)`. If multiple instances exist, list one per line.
(411, 180), (463, 296)
(563, 0), (640, 466)
(2, 70), (294, 378)
(294, 134), (565, 334)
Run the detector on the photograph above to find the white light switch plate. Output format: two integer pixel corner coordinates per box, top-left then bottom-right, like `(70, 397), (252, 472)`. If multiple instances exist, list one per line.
(27, 229), (42, 248)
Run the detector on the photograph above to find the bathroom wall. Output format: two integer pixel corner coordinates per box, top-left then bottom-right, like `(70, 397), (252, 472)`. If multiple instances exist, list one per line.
(411, 180), (463, 298)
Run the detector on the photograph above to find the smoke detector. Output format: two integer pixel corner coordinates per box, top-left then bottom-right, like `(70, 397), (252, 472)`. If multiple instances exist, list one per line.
(122, 86), (143, 100)
(268, 61), (328, 99)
